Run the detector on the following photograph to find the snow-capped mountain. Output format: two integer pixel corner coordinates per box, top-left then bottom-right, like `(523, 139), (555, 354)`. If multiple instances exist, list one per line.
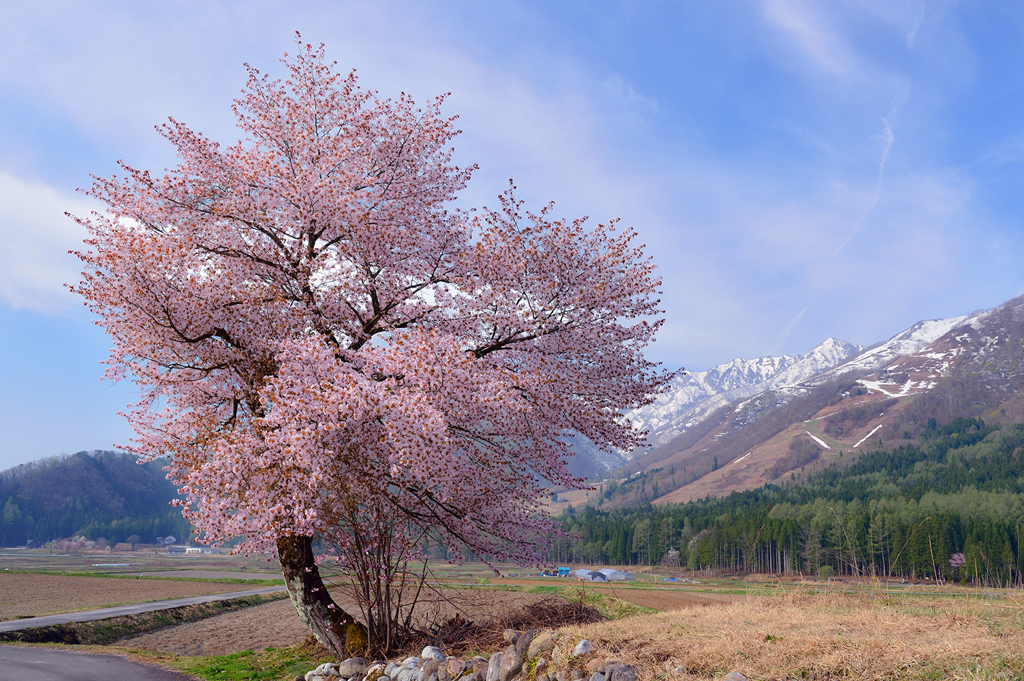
(808, 313), (984, 384)
(628, 337), (863, 449)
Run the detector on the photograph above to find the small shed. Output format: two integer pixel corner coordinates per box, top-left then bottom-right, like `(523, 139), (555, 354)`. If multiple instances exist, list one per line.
(598, 568), (635, 581)
(168, 545), (186, 554)
(557, 566), (571, 577)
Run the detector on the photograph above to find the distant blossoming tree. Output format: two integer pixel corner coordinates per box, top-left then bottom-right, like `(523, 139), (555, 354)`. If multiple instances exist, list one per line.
(72, 39), (670, 655)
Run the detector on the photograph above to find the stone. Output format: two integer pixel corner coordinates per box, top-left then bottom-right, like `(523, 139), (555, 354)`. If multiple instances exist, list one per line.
(422, 660), (443, 679)
(503, 629), (520, 644)
(528, 630), (558, 660)
(720, 674), (748, 681)
(608, 666), (637, 681)
(555, 672), (568, 681)
(403, 658), (422, 668)
(486, 652), (504, 681)
(515, 629), (538, 661)
(588, 674), (605, 681)
(437, 664), (450, 681)
(366, 664), (387, 681)
(586, 659), (603, 673)
(294, 676), (304, 681)
(534, 658), (549, 674)
(497, 644), (525, 681)
(339, 658), (369, 678)
(422, 647), (446, 661)
(446, 659), (466, 678)
(571, 668), (586, 680)
(572, 640), (591, 657)
(471, 658), (490, 681)
(386, 663), (398, 677)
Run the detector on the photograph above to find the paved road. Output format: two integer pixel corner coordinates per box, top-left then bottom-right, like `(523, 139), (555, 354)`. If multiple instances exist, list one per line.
(0, 646), (195, 680)
(0, 585), (286, 633)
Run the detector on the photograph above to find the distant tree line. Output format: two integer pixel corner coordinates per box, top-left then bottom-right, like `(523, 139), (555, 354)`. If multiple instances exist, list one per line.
(0, 451), (190, 546)
(551, 418), (1024, 587)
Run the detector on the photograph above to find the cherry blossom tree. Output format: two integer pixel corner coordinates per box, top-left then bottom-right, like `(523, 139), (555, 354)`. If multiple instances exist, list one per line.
(72, 40), (670, 656)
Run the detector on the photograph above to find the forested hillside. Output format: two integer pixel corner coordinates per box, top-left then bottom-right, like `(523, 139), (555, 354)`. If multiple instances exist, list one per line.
(554, 418), (1023, 586)
(0, 451), (189, 546)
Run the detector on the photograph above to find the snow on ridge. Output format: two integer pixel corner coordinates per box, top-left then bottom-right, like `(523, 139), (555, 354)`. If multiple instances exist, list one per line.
(627, 337), (862, 450)
(818, 312), (982, 380)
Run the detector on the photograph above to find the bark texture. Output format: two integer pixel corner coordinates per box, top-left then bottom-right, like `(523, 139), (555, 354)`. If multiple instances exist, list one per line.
(277, 535), (367, 656)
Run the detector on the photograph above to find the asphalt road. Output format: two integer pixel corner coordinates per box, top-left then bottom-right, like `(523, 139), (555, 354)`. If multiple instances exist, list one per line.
(0, 585), (286, 633)
(0, 646), (195, 680)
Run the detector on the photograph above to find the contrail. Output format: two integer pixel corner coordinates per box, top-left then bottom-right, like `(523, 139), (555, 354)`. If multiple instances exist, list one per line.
(833, 82), (910, 258)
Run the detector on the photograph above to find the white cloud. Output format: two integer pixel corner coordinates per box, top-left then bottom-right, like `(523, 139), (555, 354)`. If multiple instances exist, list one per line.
(0, 173), (94, 312)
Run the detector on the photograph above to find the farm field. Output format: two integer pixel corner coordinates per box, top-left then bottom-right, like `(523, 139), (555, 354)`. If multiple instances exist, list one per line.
(0, 548), (284, 578)
(109, 580), (1024, 681)
(561, 589), (1024, 680)
(4, 549), (1022, 680)
(118, 587), (558, 656)
(0, 572), (259, 621)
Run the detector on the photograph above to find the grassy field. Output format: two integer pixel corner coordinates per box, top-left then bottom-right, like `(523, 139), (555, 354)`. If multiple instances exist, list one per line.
(562, 588), (1024, 680)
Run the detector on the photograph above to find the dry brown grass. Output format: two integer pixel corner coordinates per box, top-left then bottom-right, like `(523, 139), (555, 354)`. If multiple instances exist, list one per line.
(556, 590), (1024, 680)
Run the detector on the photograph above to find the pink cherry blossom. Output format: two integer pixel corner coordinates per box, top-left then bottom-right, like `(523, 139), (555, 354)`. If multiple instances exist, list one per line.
(71, 37), (672, 654)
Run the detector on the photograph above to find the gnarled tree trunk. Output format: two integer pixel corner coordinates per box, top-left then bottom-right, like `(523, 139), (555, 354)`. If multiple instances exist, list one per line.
(277, 535), (367, 657)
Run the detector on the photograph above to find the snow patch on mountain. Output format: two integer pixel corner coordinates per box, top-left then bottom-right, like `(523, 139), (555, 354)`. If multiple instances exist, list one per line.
(627, 337), (863, 449)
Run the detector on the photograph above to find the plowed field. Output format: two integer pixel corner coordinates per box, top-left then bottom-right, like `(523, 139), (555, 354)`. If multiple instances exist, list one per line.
(0, 573), (255, 621)
(119, 587), (556, 656)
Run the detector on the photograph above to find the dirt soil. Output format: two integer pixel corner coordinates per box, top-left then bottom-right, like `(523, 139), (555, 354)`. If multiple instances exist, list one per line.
(0, 573), (257, 621)
(117, 587), (560, 656)
(119, 598), (310, 656)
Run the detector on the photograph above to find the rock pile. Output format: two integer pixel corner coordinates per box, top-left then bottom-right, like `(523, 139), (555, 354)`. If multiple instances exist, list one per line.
(301, 630), (748, 681)
(300, 629), (638, 681)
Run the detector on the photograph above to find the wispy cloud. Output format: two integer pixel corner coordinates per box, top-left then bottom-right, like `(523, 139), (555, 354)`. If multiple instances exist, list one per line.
(906, 2), (927, 48)
(762, 0), (855, 76)
(0, 173), (93, 312)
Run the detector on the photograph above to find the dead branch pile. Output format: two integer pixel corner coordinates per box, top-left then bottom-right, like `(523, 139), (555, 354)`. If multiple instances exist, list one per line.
(411, 596), (604, 656)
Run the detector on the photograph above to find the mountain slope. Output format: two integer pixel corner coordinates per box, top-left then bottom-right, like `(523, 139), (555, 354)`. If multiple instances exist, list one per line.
(0, 450), (189, 546)
(580, 294), (1024, 508)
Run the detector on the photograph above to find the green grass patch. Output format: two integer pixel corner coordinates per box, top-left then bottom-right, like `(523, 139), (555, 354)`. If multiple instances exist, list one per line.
(563, 586), (657, 620)
(165, 644), (332, 681)
(528, 585), (562, 594)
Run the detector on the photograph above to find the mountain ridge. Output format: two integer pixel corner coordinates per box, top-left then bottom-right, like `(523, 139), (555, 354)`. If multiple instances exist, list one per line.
(554, 293), (1024, 509)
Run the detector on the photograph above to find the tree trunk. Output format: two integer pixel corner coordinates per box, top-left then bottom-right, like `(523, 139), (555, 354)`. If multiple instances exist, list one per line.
(277, 535), (367, 657)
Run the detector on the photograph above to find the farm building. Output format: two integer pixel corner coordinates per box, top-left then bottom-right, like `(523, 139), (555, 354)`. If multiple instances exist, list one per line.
(599, 568), (635, 581)
(574, 569), (609, 582)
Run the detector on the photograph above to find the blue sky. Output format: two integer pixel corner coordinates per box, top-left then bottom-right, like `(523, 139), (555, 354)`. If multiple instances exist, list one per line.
(2, 1), (1024, 469)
